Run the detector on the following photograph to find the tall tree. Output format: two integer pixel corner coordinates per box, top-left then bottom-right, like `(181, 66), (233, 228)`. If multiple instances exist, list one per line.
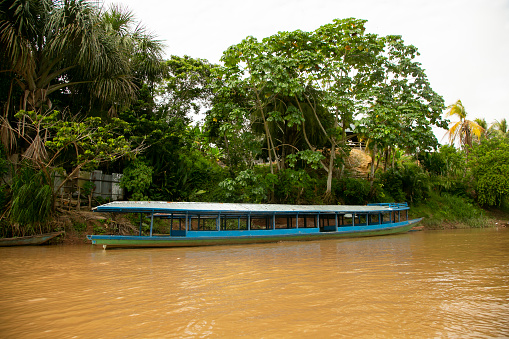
(0, 0), (164, 116)
(444, 100), (484, 150)
(357, 35), (447, 178)
(157, 55), (215, 123)
(219, 18), (447, 199)
(220, 35), (310, 175)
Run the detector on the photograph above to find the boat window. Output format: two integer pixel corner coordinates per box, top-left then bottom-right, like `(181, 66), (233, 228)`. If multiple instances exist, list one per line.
(342, 214), (354, 226)
(319, 214), (336, 231)
(275, 215), (299, 229)
(369, 213), (380, 225)
(250, 216), (272, 230)
(220, 215), (248, 231)
(358, 214), (367, 226)
(189, 215), (218, 231)
(381, 212), (391, 224)
(297, 215), (318, 228)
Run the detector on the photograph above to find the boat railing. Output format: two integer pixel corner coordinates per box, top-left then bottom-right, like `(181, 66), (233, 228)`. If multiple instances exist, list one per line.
(367, 202), (408, 210)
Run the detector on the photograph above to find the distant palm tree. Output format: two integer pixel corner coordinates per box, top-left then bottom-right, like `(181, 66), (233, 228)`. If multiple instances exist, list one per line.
(491, 118), (508, 137)
(444, 100), (484, 150)
(474, 118), (488, 142)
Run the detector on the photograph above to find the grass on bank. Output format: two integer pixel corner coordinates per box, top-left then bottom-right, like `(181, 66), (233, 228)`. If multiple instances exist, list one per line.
(410, 191), (509, 229)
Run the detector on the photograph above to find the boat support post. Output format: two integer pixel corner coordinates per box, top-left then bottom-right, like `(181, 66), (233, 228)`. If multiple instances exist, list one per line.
(139, 213), (143, 236)
(149, 212), (154, 237)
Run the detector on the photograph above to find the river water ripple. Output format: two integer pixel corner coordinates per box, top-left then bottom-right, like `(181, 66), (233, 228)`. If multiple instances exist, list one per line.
(1, 228), (508, 338)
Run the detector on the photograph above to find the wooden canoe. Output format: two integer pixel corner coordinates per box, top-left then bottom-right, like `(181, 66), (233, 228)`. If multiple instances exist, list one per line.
(0, 231), (64, 247)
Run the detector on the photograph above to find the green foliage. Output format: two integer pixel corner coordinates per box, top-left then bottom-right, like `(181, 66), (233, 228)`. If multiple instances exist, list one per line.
(287, 150), (325, 170)
(418, 145), (470, 197)
(72, 221), (87, 233)
(470, 137), (509, 206)
(82, 181), (95, 197)
(120, 158), (153, 201)
(379, 163), (430, 204)
(1, 0), (164, 113)
(0, 147), (10, 217)
(12, 110), (135, 212)
(0, 145), (9, 178)
(355, 35), (446, 167)
(119, 102), (228, 202)
(418, 151), (447, 176)
(10, 166), (53, 235)
(333, 174), (388, 205)
(219, 169), (277, 203)
(274, 169), (315, 204)
(93, 225), (106, 235)
(157, 55), (216, 122)
(334, 177), (372, 205)
(411, 191), (488, 229)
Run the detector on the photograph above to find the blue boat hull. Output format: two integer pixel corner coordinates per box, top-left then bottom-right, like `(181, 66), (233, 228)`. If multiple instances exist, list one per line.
(87, 218), (422, 249)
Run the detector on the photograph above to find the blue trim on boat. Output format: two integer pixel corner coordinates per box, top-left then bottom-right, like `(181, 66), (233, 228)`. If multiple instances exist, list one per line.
(87, 201), (420, 248)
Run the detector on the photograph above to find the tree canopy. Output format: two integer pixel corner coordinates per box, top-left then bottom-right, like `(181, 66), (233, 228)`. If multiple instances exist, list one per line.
(0, 0), (164, 115)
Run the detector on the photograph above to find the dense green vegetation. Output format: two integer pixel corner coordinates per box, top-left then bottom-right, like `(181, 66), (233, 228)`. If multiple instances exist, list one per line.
(0, 0), (507, 236)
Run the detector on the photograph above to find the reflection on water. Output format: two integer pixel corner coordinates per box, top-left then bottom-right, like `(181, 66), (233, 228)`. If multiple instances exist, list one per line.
(0, 228), (508, 338)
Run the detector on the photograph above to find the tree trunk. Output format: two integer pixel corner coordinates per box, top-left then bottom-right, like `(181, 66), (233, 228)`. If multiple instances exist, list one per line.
(325, 139), (336, 200)
(369, 143), (377, 188)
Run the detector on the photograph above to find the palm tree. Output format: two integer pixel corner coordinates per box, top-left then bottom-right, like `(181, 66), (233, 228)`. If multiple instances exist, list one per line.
(474, 118), (488, 141)
(101, 5), (164, 85)
(491, 118), (508, 137)
(444, 100), (484, 150)
(0, 0), (163, 115)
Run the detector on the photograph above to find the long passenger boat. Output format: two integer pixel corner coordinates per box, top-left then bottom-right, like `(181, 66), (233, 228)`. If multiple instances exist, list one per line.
(87, 201), (422, 249)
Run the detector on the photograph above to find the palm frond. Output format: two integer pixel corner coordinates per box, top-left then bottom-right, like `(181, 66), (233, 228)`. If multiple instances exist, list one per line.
(445, 99), (466, 120)
(466, 119), (484, 139)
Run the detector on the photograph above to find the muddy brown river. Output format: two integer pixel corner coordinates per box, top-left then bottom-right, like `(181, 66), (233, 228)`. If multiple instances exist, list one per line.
(1, 228), (508, 338)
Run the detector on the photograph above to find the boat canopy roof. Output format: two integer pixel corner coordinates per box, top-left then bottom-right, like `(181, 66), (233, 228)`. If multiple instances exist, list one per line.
(93, 201), (408, 214)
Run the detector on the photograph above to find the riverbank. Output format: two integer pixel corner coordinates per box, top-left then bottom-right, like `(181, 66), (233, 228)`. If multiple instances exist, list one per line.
(50, 210), (136, 246)
(409, 191), (509, 230)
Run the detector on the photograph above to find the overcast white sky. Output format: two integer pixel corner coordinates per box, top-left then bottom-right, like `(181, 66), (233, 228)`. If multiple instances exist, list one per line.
(104, 0), (508, 138)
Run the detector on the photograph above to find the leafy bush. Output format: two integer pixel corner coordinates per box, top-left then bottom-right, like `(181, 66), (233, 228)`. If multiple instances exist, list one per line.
(419, 145), (465, 177)
(218, 169), (277, 203)
(334, 177), (371, 205)
(469, 137), (509, 206)
(9, 166), (53, 235)
(379, 163), (431, 204)
(411, 191), (488, 229)
(273, 169), (315, 204)
(378, 168), (405, 202)
(120, 158), (153, 201)
(72, 221), (87, 233)
(418, 150), (447, 176)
